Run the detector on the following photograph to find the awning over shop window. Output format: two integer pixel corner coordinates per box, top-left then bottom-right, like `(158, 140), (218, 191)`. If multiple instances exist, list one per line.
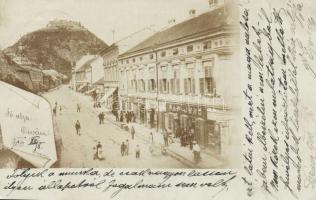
(77, 84), (87, 92)
(85, 87), (96, 95)
(100, 87), (117, 103)
(207, 109), (234, 121)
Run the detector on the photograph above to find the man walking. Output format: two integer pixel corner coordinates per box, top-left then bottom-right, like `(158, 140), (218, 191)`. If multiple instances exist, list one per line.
(120, 142), (126, 156)
(150, 132), (154, 144)
(101, 112), (105, 124)
(131, 126), (135, 140)
(53, 106), (57, 116)
(77, 104), (81, 112)
(75, 120), (81, 135)
(98, 112), (102, 124)
(135, 145), (140, 159)
(193, 141), (201, 162)
(125, 139), (129, 156)
(163, 129), (169, 147)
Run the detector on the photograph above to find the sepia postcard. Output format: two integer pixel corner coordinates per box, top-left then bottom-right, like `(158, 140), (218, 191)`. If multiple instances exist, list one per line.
(0, 0), (315, 199)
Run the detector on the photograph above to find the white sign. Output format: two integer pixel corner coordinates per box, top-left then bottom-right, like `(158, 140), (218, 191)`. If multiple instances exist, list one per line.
(0, 81), (57, 167)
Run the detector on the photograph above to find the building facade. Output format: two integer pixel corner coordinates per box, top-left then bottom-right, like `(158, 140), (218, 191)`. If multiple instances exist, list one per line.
(117, 5), (240, 154)
(102, 28), (155, 112)
(72, 55), (97, 92)
(102, 45), (119, 111)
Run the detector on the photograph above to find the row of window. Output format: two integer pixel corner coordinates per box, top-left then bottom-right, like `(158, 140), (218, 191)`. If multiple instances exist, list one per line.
(120, 38), (231, 65)
(124, 77), (215, 95)
(104, 59), (118, 67)
(121, 61), (213, 81)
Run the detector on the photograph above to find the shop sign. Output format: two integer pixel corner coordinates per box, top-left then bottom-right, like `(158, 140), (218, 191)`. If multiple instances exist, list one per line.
(146, 99), (157, 109)
(166, 103), (207, 118)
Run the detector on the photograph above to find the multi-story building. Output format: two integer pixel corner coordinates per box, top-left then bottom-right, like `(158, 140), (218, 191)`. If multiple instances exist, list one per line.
(102, 28), (155, 112)
(117, 3), (240, 154)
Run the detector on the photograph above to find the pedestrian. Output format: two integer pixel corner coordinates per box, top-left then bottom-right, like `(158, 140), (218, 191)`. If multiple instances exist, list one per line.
(131, 126), (135, 140)
(75, 120), (81, 135)
(77, 104), (81, 112)
(135, 145), (140, 159)
(59, 105), (62, 115)
(189, 129), (194, 150)
(120, 142), (126, 156)
(150, 132), (154, 144)
(101, 112), (105, 124)
(53, 106), (57, 116)
(193, 141), (201, 162)
(163, 129), (168, 147)
(176, 127), (181, 138)
(131, 111), (135, 122)
(55, 101), (58, 108)
(120, 111), (124, 122)
(125, 112), (129, 123)
(180, 134), (184, 147)
(125, 139), (129, 155)
(115, 110), (119, 121)
(94, 141), (104, 160)
(98, 112), (102, 124)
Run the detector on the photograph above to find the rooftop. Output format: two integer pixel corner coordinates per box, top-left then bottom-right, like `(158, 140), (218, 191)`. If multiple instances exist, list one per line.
(122, 6), (235, 56)
(75, 55), (98, 72)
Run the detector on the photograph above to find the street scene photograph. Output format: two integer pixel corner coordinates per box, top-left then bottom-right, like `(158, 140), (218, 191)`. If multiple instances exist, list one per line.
(0, 0), (241, 169)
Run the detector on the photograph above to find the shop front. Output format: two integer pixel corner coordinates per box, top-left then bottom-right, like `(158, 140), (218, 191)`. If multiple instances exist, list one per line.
(207, 109), (233, 155)
(146, 99), (158, 128)
(135, 98), (146, 124)
(166, 103), (207, 145)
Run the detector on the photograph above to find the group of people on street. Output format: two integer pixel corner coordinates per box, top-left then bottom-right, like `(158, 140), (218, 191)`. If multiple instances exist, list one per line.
(120, 140), (129, 156)
(75, 103), (81, 135)
(179, 128), (196, 150)
(120, 140), (141, 159)
(93, 102), (101, 108)
(163, 126), (201, 163)
(119, 110), (135, 123)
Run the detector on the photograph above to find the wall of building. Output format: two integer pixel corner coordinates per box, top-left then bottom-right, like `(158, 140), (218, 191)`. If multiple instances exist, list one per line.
(91, 57), (104, 84)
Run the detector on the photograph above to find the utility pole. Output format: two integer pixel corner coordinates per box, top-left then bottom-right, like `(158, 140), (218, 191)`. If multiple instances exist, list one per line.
(153, 44), (159, 133)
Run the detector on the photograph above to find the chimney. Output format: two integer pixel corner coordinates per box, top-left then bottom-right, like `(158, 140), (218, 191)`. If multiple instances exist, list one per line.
(189, 9), (196, 18)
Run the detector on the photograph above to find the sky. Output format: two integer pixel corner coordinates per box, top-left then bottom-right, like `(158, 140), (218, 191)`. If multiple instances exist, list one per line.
(0, 0), (210, 49)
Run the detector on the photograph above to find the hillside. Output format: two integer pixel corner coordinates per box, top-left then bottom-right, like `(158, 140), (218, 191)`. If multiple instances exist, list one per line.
(4, 20), (108, 80)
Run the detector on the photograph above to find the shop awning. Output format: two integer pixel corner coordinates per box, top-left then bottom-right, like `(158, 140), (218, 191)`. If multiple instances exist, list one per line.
(77, 84), (87, 92)
(207, 109), (234, 121)
(85, 87), (96, 95)
(100, 87), (117, 102)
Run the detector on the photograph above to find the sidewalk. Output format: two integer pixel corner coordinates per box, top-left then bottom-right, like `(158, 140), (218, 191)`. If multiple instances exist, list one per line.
(104, 113), (226, 168)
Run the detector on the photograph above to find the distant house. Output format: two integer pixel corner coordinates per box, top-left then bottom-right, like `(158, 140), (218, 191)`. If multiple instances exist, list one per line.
(0, 52), (33, 91)
(10, 55), (44, 92)
(42, 69), (64, 90)
(72, 55), (97, 92)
